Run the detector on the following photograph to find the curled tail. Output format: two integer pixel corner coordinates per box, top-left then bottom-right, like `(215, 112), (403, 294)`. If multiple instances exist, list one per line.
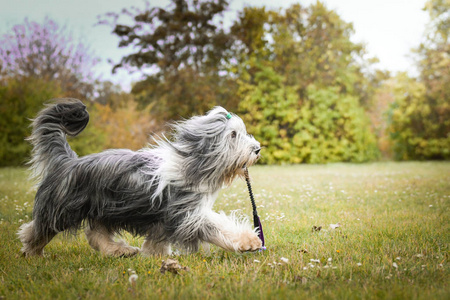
(28, 98), (89, 181)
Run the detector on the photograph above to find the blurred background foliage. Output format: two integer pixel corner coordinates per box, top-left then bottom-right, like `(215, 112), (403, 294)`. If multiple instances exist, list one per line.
(0, 0), (448, 166)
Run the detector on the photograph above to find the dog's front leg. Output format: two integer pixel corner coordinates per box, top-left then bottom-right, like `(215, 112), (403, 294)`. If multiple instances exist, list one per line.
(202, 211), (262, 253)
(141, 239), (172, 256)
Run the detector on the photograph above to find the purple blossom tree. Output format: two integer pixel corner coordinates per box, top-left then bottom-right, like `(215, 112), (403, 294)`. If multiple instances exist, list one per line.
(0, 17), (98, 98)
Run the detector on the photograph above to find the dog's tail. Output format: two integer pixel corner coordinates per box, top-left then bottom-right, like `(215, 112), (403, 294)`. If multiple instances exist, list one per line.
(28, 98), (89, 181)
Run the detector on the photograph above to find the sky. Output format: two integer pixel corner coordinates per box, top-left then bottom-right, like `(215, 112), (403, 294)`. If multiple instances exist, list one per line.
(0, 0), (429, 91)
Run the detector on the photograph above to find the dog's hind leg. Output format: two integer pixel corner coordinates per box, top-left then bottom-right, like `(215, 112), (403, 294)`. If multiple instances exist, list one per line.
(141, 238), (172, 256)
(18, 220), (57, 256)
(85, 223), (139, 257)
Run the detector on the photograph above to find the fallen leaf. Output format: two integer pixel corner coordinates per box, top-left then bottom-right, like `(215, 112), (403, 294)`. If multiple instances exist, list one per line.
(160, 258), (190, 275)
(312, 226), (322, 232)
(330, 223), (341, 229)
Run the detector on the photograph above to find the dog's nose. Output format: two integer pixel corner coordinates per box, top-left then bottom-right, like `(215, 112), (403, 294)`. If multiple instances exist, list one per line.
(254, 147), (261, 155)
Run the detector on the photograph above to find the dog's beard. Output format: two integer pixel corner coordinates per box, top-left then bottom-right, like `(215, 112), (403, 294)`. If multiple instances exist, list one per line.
(225, 150), (261, 184)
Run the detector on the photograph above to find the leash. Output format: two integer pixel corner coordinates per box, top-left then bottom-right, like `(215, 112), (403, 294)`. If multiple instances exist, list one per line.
(244, 167), (266, 250)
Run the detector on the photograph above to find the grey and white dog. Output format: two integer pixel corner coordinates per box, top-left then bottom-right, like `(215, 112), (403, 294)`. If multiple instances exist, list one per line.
(18, 99), (262, 257)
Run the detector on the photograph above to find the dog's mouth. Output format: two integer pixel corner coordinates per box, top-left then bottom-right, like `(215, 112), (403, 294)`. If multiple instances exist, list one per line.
(241, 152), (260, 170)
(232, 150), (261, 181)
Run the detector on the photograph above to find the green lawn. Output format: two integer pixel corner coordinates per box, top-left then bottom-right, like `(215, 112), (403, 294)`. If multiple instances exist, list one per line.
(0, 162), (448, 299)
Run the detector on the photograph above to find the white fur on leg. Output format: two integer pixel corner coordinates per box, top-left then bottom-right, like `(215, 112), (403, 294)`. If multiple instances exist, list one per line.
(17, 221), (49, 256)
(85, 225), (139, 257)
(204, 211), (262, 253)
(201, 242), (211, 257)
(18, 221), (39, 256)
(140, 239), (172, 256)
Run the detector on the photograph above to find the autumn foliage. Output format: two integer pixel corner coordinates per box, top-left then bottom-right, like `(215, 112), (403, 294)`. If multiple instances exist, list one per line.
(70, 96), (157, 156)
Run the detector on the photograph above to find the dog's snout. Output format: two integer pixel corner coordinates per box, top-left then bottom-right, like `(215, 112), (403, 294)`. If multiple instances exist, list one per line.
(254, 147), (261, 155)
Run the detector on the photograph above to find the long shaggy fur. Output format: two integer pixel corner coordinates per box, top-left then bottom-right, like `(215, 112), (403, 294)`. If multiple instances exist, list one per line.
(18, 99), (262, 257)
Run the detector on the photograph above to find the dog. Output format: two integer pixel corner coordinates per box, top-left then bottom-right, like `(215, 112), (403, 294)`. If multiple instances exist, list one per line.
(18, 99), (262, 257)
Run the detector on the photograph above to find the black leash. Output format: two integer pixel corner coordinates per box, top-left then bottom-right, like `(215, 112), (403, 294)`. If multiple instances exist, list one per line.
(244, 168), (265, 249)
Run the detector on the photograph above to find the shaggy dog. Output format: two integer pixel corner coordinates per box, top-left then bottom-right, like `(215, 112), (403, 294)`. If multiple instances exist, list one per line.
(18, 99), (262, 257)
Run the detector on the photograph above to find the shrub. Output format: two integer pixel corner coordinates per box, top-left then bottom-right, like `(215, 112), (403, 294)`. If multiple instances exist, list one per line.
(0, 77), (61, 166)
(387, 74), (450, 160)
(238, 66), (379, 164)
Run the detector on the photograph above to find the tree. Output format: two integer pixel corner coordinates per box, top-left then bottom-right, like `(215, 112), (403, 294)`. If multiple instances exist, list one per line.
(100, 0), (236, 121)
(0, 17), (98, 99)
(0, 17), (98, 166)
(387, 0), (449, 160)
(230, 3), (381, 106)
(417, 0), (449, 135)
(233, 3), (379, 164)
(105, 0), (232, 75)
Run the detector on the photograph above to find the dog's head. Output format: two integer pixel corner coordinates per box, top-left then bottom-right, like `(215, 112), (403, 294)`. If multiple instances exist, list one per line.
(171, 107), (261, 189)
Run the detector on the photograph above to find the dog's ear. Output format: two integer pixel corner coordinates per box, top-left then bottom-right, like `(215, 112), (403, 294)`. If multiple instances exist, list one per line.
(170, 107), (233, 188)
(174, 107), (229, 146)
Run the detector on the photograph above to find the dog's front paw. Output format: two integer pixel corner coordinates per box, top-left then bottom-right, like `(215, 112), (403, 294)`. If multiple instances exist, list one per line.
(105, 244), (140, 257)
(235, 230), (262, 252)
(121, 246), (140, 257)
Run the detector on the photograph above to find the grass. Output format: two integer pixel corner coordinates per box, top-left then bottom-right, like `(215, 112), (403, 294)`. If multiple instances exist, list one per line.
(0, 162), (448, 299)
